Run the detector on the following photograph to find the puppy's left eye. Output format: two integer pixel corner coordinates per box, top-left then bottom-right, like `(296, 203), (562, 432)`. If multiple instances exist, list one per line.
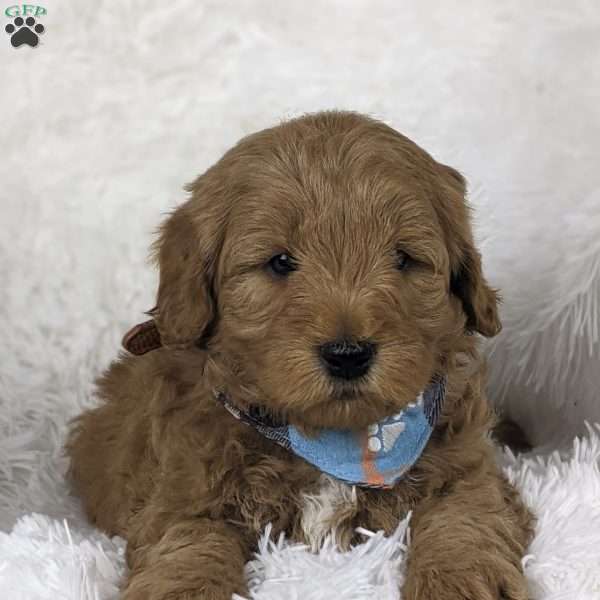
(395, 249), (412, 271)
(268, 253), (297, 277)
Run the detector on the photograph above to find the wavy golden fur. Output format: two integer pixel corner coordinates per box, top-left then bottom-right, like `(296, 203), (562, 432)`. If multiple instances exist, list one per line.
(66, 111), (534, 600)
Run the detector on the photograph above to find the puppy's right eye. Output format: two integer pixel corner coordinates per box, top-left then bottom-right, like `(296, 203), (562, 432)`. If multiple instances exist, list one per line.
(267, 253), (297, 277)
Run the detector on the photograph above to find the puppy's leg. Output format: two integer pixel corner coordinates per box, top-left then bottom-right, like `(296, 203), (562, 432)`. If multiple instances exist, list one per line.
(124, 517), (249, 600)
(403, 470), (534, 600)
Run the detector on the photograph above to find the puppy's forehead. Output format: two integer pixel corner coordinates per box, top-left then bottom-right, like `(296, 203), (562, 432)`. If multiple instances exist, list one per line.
(235, 174), (433, 237)
(224, 129), (445, 264)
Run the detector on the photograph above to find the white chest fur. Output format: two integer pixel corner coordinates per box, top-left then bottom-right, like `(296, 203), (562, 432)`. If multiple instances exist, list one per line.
(300, 474), (358, 552)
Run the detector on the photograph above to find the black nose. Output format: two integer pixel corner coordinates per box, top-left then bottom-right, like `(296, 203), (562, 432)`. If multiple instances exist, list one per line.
(319, 339), (376, 380)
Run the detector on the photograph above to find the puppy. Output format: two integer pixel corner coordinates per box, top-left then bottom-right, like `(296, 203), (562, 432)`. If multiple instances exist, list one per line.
(67, 111), (534, 600)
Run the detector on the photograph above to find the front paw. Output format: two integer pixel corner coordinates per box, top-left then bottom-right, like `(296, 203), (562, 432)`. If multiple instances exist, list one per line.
(403, 558), (529, 600)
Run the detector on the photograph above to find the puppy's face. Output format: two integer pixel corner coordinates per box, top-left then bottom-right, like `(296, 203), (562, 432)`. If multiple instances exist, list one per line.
(152, 112), (500, 429)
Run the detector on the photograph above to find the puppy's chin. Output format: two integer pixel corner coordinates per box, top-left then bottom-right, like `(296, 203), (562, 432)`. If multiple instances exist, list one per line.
(288, 388), (408, 431)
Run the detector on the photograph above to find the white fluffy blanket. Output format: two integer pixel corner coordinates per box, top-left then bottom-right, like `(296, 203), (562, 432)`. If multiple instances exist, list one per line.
(1, 0), (599, 598)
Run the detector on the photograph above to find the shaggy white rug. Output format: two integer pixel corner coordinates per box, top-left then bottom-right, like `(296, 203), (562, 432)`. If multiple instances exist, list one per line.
(1, 0), (599, 598)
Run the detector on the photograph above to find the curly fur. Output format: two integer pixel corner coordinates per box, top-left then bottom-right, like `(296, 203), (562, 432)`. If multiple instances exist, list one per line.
(66, 111), (534, 600)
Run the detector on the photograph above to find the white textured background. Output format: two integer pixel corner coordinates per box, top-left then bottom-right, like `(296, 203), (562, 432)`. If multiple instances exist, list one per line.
(1, 0), (599, 587)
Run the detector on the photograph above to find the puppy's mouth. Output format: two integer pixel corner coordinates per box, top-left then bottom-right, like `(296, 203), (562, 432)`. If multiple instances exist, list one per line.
(330, 383), (364, 401)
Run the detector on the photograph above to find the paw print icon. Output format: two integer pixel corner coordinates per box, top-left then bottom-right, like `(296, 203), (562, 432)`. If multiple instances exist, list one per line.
(367, 415), (406, 453)
(366, 393), (424, 454)
(5, 16), (45, 48)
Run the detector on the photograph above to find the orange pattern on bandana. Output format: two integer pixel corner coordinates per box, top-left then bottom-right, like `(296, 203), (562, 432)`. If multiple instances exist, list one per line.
(360, 431), (385, 487)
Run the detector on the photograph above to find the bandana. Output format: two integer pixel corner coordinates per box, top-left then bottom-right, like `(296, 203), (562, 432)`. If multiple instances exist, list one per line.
(214, 376), (446, 489)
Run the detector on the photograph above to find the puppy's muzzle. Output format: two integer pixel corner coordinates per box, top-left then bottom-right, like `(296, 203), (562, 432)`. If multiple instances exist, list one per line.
(319, 339), (377, 380)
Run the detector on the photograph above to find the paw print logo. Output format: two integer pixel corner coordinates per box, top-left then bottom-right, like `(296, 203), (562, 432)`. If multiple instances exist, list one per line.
(366, 393), (424, 453)
(367, 419), (406, 453)
(5, 16), (45, 48)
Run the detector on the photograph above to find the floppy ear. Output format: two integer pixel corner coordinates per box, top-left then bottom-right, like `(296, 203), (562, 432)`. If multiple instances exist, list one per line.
(122, 179), (227, 355)
(148, 199), (220, 348)
(436, 164), (502, 337)
(449, 244), (502, 337)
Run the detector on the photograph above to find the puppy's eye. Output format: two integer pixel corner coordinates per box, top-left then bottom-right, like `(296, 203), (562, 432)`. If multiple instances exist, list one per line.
(396, 249), (412, 271)
(268, 253), (297, 277)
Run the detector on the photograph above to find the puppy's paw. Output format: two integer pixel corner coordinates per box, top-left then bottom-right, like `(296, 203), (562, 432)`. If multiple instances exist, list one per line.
(403, 559), (529, 600)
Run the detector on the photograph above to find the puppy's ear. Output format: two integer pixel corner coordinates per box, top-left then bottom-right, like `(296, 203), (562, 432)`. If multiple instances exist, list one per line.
(150, 190), (225, 348)
(449, 243), (502, 337)
(436, 164), (502, 337)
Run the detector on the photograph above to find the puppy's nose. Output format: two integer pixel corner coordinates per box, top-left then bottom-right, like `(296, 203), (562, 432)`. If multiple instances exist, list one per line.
(319, 339), (376, 380)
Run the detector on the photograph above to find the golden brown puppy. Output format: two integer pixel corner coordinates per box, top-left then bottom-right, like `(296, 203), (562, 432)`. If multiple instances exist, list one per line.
(67, 111), (534, 600)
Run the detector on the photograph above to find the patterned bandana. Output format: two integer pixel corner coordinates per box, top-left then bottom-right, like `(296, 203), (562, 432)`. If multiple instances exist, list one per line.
(214, 376), (446, 488)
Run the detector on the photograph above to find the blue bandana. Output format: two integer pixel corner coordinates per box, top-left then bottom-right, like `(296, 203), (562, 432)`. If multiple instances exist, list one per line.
(214, 376), (445, 489)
